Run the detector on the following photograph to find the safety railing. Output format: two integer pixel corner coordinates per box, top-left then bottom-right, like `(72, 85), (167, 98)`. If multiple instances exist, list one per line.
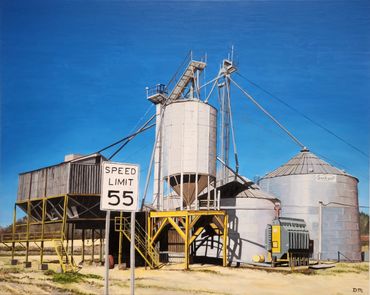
(114, 216), (160, 268)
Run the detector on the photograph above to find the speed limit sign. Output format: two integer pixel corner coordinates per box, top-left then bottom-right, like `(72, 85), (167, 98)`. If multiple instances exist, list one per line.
(100, 161), (139, 211)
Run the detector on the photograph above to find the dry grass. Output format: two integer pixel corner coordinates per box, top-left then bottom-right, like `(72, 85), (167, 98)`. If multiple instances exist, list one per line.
(0, 255), (368, 295)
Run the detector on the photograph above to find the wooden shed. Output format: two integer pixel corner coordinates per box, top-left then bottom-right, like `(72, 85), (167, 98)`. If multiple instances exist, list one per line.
(17, 153), (105, 201)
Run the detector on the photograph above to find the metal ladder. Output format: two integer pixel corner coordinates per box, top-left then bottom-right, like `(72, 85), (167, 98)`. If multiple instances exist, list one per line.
(115, 217), (160, 269)
(53, 239), (77, 273)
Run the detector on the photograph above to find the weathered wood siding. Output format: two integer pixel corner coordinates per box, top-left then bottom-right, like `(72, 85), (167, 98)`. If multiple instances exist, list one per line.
(29, 169), (47, 199)
(168, 229), (184, 252)
(69, 164), (101, 195)
(46, 164), (69, 196)
(17, 173), (31, 202)
(17, 160), (102, 201)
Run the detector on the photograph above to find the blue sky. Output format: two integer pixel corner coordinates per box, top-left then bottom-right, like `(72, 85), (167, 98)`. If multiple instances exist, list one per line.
(0, 0), (369, 226)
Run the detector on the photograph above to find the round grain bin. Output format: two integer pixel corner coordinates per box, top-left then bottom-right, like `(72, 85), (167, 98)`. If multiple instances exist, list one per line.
(195, 183), (277, 264)
(161, 99), (217, 208)
(222, 187), (276, 264)
(259, 149), (361, 261)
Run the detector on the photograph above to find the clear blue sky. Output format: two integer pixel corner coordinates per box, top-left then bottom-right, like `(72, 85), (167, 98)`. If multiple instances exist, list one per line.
(1, 0), (369, 226)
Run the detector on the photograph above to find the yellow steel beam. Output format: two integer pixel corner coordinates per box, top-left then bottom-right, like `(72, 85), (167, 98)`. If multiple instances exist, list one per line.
(118, 212), (123, 265)
(214, 215), (224, 231)
(40, 198), (46, 263)
(11, 204), (16, 259)
(167, 217), (186, 241)
(178, 217), (186, 228)
(223, 214), (228, 267)
(61, 195), (68, 240)
(189, 226), (205, 245)
(209, 223), (221, 235)
(150, 217), (169, 245)
(189, 215), (201, 230)
(25, 200), (31, 262)
(15, 194), (65, 204)
(184, 214), (189, 269)
(149, 210), (226, 218)
(147, 216), (151, 248)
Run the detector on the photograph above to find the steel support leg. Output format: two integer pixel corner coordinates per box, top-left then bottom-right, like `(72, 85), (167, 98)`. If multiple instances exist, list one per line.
(118, 212), (123, 265)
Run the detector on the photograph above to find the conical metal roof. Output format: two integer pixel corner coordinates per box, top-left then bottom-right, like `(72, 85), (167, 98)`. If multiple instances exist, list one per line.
(262, 149), (355, 179)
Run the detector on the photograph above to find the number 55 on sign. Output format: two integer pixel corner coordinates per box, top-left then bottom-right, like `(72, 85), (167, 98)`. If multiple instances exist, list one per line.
(100, 162), (139, 211)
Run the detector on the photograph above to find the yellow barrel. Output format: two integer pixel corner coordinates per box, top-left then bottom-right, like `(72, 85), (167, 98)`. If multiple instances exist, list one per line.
(252, 255), (265, 263)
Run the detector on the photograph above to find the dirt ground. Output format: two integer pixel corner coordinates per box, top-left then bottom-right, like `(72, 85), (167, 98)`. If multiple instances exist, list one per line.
(0, 255), (368, 295)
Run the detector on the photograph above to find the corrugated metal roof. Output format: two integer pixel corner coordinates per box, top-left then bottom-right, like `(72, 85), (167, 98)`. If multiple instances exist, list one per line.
(262, 149), (354, 179)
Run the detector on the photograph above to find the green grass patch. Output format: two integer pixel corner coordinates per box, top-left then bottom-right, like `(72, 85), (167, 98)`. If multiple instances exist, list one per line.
(44, 270), (103, 284)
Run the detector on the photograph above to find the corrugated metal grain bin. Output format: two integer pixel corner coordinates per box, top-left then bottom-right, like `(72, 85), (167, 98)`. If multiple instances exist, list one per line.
(196, 180), (277, 264)
(259, 149), (361, 261)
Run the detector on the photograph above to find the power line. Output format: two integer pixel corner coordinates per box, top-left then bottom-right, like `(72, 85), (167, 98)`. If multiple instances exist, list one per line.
(108, 115), (156, 160)
(235, 72), (369, 159)
(229, 77), (306, 150)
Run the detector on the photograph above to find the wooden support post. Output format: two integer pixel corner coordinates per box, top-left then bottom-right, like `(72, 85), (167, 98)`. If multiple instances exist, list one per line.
(118, 212), (123, 265)
(82, 228), (85, 262)
(11, 204), (16, 260)
(40, 199), (46, 263)
(222, 214), (228, 267)
(184, 214), (190, 269)
(26, 200), (31, 263)
(92, 229), (95, 263)
(71, 223), (75, 264)
(99, 228), (103, 263)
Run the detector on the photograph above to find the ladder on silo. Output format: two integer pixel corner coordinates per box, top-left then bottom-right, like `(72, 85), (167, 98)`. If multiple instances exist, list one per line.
(115, 217), (161, 269)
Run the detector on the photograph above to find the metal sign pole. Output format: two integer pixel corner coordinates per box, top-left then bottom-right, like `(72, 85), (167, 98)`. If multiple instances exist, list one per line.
(104, 210), (111, 295)
(130, 211), (136, 295)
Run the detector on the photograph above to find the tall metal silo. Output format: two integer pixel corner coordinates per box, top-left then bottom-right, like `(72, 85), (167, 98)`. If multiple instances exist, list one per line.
(161, 99), (217, 209)
(259, 149), (361, 261)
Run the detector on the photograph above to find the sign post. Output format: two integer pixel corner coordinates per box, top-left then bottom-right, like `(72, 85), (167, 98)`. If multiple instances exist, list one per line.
(101, 162), (139, 295)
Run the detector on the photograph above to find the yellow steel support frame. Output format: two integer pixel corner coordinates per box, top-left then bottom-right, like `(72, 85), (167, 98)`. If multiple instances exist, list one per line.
(148, 210), (228, 269)
(11, 204), (16, 260)
(118, 212), (123, 265)
(40, 198), (46, 263)
(61, 195), (69, 265)
(222, 214), (228, 267)
(25, 200), (31, 263)
(184, 214), (189, 269)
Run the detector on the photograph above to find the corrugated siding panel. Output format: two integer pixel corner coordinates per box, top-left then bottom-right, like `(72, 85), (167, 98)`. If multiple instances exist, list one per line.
(262, 151), (354, 179)
(17, 173), (31, 202)
(69, 164), (101, 194)
(30, 169), (47, 199)
(46, 164), (69, 196)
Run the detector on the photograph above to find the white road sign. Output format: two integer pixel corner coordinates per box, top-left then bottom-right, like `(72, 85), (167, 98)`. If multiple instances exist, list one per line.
(101, 161), (139, 211)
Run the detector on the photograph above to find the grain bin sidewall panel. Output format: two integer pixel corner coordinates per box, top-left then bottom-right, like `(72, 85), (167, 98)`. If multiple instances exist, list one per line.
(195, 197), (275, 263)
(259, 174), (360, 260)
(162, 100), (217, 178)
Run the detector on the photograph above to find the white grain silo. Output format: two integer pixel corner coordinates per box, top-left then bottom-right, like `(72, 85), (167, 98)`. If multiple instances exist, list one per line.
(161, 99), (217, 209)
(259, 149), (361, 261)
